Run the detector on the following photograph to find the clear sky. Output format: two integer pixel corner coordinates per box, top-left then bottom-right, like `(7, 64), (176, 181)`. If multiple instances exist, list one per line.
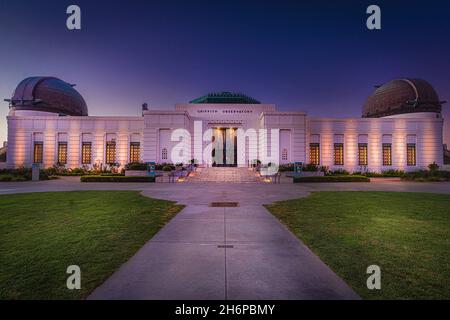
(0, 0), (449, 145)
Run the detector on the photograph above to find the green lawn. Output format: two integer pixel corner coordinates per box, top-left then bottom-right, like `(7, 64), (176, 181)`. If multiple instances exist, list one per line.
(265, 192), (450, 300)
(0, 191), (184, 299)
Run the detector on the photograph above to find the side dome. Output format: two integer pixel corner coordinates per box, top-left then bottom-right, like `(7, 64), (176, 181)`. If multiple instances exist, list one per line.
(8, 77), (88, 116)
(362, 78), (443, 118)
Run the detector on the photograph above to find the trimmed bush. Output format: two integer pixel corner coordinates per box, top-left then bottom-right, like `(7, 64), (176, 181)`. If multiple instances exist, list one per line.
(124, 162), (147, 171)
(80, 175), (155, 182)
(293, 175), (370, 183)
(329, 169), (350, 176)
(155, 163), (175, 170)
(381, 169), (405, 177)
(0, 168), (50, 181)
(0, 174), (13, 181)
(278, 164), (294, 172)
(303, 163), (319, 172)
(401, 170), (450, 182)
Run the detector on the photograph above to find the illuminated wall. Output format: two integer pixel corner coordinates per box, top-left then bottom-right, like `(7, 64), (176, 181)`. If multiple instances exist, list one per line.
(6, 115), (144, 169)
(308, 116), (443, 172)
(6, 106), (444, 172)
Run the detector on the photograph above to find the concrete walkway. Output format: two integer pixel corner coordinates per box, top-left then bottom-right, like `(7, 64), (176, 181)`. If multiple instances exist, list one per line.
(88, 203), (359, 300)
(3, 176), (450, 300)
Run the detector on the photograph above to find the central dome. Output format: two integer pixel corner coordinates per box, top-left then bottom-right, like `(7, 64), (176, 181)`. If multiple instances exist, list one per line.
(362, 78), (443, 118)
(8, 76), (88, 116)
(190, 92), (260, 104)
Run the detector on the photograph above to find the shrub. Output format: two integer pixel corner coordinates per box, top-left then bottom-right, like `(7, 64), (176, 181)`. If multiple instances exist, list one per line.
(364, 172), (384, 177)
(428, 162), (439, 172)
(0, 174), (13, 181)
(80, 175), (155, 182)
(303, 163), (318, 172)
(381, 169), (405, 177)
(0, 174), (28, 182)
(125, 162), (147, 171)
(162, 165), (173, 172)
(278, 164), (294, 172)
(156, 163), (175, 171)
(329, 169), (350, 176)
(320, 166), (329, 173)
(402, 170), (450, 181)
(0, 167), (50, 181)
(293, 175), (370, 183)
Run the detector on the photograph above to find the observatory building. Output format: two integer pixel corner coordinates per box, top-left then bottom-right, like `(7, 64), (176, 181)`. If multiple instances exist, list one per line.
(5, 76), (445, 172)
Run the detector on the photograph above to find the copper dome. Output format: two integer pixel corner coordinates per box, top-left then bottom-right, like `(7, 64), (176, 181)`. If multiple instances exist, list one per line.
(7, 77), (88, 116)
(362, 78), (443, 118)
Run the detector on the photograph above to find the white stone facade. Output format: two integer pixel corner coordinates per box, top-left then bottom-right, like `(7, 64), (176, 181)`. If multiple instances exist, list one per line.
(6, 102), (444, 172)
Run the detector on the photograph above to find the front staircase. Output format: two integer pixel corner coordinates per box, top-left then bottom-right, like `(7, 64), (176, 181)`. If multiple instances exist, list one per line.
(186, 167), (264, 183)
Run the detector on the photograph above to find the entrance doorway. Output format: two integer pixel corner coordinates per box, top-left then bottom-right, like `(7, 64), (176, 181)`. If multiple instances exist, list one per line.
(212, 128), (237, 167)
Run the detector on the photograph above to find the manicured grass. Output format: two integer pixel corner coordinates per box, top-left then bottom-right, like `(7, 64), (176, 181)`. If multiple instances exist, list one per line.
(0, 191), (184, 299)
(265, 192), (450, 299)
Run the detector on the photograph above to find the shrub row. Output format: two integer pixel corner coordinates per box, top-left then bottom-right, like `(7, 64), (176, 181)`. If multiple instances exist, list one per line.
(401, 170), (450, 182)
(0, 174), (28, 182)
(80, 175), (155, 183)
(0, 168), (51, 181)
(293, 175), (370, 183)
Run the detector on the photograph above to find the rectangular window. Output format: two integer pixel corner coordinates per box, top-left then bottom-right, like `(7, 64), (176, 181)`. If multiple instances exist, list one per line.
(382, 143), (392, 166)
(33, 142), (43, 164)
(358, 143), (368, 166)
(57, 142), (68, 164)
(334, 143), (344, 165)
(281, 148), (288, 161)
(106, 141), (116, 165)
(81, 142), (92, 165)
(309, 143), (320, 165)
(407, 143), (416, 166)
(130, 142), (140, 163)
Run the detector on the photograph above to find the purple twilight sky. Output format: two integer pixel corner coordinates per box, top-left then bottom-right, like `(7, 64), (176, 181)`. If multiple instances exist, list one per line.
(0, 0), (449, 145)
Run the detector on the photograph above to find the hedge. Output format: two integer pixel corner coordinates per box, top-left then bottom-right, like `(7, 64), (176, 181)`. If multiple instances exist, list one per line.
(80, 175), (155, 182)
(293, 175), (370, 183)
(401, 170), (450, 182)
(124, 162), (148, 171)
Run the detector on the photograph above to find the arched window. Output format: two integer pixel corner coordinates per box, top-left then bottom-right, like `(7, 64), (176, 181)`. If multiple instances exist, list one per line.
(282, 148), (288, 161)
(161, 148), (168, 160)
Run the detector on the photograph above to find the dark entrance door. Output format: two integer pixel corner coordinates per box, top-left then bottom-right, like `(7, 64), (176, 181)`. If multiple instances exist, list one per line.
(212, 128), (237, 167)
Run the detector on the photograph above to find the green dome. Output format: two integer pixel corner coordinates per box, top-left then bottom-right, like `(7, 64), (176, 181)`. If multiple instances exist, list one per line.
(190, 92), (260, 104)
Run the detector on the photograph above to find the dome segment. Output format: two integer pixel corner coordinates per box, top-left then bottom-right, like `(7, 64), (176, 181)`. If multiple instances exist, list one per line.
(190, 92), (261, 104)
(8, 77), (88, 116)
(362, 78), (443, 118)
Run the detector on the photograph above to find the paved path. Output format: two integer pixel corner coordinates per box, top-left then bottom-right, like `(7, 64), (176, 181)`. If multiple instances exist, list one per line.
(88, 204), (359, 300)
(2, 176), (450, 299)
